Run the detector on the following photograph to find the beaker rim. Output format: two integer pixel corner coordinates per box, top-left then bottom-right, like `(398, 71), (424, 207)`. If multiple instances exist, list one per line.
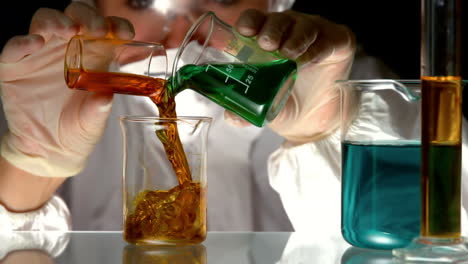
(119, 115), (213, 123)
(171, 12), (216, 87)
(336, 78), (467, 102)
(336, 79), (423, 102)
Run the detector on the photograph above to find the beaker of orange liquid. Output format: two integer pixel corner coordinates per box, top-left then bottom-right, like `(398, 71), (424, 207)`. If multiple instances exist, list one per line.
(120, 116), (212, 245)
(64, 35), (167, 97)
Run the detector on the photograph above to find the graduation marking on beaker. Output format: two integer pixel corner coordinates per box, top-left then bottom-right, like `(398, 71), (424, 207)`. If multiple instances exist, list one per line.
(204, 63), (254, 94)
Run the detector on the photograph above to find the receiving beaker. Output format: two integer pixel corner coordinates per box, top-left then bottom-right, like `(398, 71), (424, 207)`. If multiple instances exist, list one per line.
(339, 80), (421, 250)
(65, 35), (167, 97)
(168, 11), (298, 127)
(120, 116), (212, 245)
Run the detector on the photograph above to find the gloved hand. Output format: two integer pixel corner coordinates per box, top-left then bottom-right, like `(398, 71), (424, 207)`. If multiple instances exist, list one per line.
(0, 2), (135, 177)
(225, 9), (355, 144)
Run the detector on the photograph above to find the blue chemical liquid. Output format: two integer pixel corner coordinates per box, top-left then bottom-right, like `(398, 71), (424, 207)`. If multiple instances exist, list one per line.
(341, 141), (421, 250)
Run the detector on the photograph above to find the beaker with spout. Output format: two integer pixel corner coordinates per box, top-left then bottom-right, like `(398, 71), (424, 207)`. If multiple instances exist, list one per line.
(168, 11), (297, 127)
(339, 79), (421, 250)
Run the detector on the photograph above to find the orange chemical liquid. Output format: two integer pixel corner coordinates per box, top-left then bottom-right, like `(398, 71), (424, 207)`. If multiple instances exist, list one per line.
(152, 95), (193, 186)
(66, 68), (166, 102)
(124, 182), (206, 244)
(67, 69), (206, 244)
(123, 91), (204, 244)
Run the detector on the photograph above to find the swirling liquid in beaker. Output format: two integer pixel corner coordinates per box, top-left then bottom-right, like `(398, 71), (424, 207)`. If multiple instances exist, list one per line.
(341, 140), (421, 249)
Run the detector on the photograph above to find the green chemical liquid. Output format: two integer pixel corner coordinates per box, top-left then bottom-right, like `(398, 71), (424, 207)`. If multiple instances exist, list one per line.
(169, 59), (297, 127)
(422, 143), (461, 238)
(341, 141), (421, 250)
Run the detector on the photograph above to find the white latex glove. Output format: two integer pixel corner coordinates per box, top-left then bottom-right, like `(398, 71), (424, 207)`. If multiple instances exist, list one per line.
(0, 2), (135, 177)
(225, 9), (355, 144)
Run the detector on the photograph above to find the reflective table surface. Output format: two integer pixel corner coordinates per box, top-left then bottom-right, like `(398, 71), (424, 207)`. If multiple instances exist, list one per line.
(0, 231), (399, 263)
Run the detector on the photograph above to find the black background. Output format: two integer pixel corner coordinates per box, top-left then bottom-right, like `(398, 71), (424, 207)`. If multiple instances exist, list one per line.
(293, 1), (422, 78)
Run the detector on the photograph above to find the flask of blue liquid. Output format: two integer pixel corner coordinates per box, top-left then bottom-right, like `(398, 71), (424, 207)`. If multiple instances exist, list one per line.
(338, 80), (421, 250)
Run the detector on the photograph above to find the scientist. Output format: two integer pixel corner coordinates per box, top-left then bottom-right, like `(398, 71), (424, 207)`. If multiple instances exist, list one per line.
(0, 0), (398, 232)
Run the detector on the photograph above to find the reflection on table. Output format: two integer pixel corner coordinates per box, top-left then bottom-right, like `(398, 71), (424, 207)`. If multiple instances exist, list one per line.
(1, 250), (54, 264)
(0, 231), (69, 264)
(340, 246), (394, 264)
(0, 231), (409, 263)
(123, 244), (206, 264)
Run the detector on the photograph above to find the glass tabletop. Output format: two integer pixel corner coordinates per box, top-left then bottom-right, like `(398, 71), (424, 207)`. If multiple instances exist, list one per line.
(0, 231), (397, 263)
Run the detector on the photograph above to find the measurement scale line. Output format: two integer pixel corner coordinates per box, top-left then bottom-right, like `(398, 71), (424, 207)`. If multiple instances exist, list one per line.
(206, 64), (251, 89)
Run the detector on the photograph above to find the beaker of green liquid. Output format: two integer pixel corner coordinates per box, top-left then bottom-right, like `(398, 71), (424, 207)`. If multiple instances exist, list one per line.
(168, 11), (297, 127)
(339, 80), (421, 250)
